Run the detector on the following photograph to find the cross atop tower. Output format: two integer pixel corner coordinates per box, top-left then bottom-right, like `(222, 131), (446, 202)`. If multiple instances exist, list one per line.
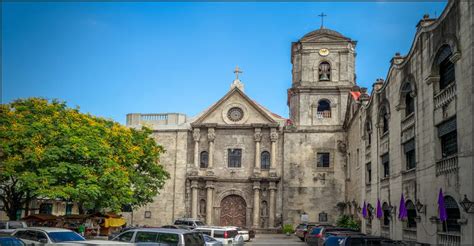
(318, 12), (327, 29)
(234, 65), (243, 80)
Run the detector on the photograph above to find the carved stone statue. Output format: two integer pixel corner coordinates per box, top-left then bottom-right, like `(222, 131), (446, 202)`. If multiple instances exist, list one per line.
(254, 128), (262, 142)
(193, 128), (200, 142)
(207, 128), (215, 142)
(270, 128), (279, 142)
(337, 140), (347, 153)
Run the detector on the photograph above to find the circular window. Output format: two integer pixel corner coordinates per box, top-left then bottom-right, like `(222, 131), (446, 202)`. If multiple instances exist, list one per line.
(227, 107), (244, 122)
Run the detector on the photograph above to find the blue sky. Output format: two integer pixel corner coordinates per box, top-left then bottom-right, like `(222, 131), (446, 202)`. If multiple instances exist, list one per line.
(2, 2), (447, 124)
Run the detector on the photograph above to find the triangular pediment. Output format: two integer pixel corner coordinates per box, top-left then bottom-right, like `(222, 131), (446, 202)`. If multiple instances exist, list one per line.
(301, 34), (349, 43)
(192, 88), (282, 126)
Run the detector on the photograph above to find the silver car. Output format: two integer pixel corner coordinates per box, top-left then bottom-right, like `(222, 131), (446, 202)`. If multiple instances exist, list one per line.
(203, 234), (223, 246)
(112, 228), (205, 245)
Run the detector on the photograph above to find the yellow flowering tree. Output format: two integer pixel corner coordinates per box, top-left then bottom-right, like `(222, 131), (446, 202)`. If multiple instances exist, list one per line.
(0, 98), (169, 219)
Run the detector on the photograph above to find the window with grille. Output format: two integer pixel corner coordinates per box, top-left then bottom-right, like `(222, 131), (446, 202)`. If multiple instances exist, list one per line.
(228, 149), (242, 168)
(317, 153), (330, 167)
(406, 200), (417, 228)
(366, 163), (372, 185)
(261, 151), (270, 169)
(443, 196), (461, 232)
(317, 100), (331, 118)
(382, 203), (390, 226)
(404, 139), (416, 170)
(438, 118), (457, 157)
(437, 45), (455, 90)
(381, 154), (389, 178)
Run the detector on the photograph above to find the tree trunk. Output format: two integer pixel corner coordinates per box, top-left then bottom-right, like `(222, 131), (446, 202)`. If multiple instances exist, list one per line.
(5, 203), (22, 221)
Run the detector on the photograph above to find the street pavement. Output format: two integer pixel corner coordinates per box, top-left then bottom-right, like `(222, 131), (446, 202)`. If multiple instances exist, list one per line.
(247, 233), (305, 245)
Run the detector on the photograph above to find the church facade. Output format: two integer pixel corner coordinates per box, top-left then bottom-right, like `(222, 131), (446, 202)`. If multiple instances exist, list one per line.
(126, 0), (473, 244)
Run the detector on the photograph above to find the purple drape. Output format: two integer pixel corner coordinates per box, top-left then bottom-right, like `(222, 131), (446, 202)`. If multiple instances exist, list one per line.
(438, 188), (448, 221)
(398, 193), (407, 220)
(376, 199), (383, 219)
(362, 201), (367, 218)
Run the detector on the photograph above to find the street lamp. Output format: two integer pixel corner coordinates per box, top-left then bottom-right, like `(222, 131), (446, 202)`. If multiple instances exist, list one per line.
(459, 195), (474, 213)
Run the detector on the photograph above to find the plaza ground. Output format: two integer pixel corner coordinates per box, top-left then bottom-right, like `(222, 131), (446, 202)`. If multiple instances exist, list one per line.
(247, 234), (305, 246)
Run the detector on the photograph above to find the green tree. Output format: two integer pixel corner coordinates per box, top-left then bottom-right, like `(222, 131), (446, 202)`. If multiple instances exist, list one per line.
(0, 98), (169, 219)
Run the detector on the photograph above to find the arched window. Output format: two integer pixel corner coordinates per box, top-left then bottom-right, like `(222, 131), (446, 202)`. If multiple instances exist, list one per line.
(317, 99), (331, 118)
(382, 202), (390, 226)
(436, 45), (455, 90)
(406, 200), (417, 228)
(443, 196), (461, 232)
(319, 62), (331, 81)
(401, 82), (415, 116)
(200, 151), (208, 168)
(261, 151), (271, 169)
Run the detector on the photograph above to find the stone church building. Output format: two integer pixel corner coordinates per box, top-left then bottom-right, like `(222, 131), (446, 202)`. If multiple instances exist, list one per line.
(126, 0), (473, 244)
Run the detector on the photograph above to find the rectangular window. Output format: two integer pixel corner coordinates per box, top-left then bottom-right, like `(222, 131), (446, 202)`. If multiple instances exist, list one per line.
(65, 204), (73, 215)
(404, 139), (416, 170)
(438, 118), (457, 157)
(381, 154), (390, 178)
(228, 149), (242, 168)
(317, 153), (330, 167)
(366, 163), (372, 185)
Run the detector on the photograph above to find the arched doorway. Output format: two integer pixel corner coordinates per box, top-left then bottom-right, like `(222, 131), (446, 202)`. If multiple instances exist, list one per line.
(220, 195), (246, 227)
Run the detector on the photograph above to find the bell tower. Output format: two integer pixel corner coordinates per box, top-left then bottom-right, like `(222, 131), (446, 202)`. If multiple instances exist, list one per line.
(288, 27), (357, 129)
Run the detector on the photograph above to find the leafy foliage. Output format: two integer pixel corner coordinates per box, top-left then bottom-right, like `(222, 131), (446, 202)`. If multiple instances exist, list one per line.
(282, 224), (295, 234)
(336, 214), (361, 231)
(0, 98), (169, 219)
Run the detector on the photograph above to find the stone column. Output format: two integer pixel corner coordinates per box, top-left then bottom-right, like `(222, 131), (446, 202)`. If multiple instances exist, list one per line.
(252, 181), (261, 228)
(268, 182), (277, 228)
(193, 129), (200, 168)
(191, 180), (199, 218)
(270, 128), (279, 169)
(207, 128), (215, 168)
(205, 181), (214, 225)
(254, 128), (262, 170)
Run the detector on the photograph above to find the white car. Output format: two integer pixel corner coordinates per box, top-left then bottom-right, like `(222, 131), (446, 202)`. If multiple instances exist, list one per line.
(194, 226), (240, 245)
(223, 226), (250, 242)
(12, 227), (133, 245)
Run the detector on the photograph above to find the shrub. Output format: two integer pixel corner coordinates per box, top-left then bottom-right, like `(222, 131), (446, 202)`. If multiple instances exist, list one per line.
(336, 214), (361, 231)
(282, 224), (295, 234)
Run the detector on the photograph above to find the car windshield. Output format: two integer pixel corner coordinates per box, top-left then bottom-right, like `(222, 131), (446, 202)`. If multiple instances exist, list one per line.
(195, 221), (205, 226)
(48, 231), (85, 242)
(310, 227), (322, 235)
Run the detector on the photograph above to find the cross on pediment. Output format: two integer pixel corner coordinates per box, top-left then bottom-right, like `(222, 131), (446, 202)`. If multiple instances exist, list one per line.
(234, 65), (243, 80)
(318, 12), (327, 29)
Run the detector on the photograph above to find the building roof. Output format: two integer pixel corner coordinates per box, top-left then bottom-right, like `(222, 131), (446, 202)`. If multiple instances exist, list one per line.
(300, 27), (352, 42)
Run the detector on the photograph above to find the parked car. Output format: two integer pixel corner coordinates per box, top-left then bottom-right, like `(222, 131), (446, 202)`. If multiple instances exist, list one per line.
(325, 235), (402, 246)
(173, 218), (206, 230)
(294, 223), (323, 241)
(222, 226), (252, 242)
(0, 221), (28, 234)
(194, 226), (239, 245)
(12, 227), (86, 245)
(0, 235), (26, 246)
(111, 228), (205, 245)
(322, 231), (366, 246)
(203, 234), (224, 246)
(161, 225), (191, 230)
(306, 226), (359, 246)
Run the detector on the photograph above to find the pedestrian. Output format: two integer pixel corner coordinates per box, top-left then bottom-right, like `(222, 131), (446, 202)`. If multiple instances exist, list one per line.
(78, 223), (85, 237)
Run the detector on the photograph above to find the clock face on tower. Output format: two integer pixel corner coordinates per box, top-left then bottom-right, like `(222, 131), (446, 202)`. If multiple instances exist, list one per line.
(227, 107), (244, 122)
(319, 48), (330, 57)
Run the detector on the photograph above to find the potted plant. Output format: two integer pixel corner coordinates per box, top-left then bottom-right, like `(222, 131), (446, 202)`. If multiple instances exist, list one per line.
(282, 224), (294, 236)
